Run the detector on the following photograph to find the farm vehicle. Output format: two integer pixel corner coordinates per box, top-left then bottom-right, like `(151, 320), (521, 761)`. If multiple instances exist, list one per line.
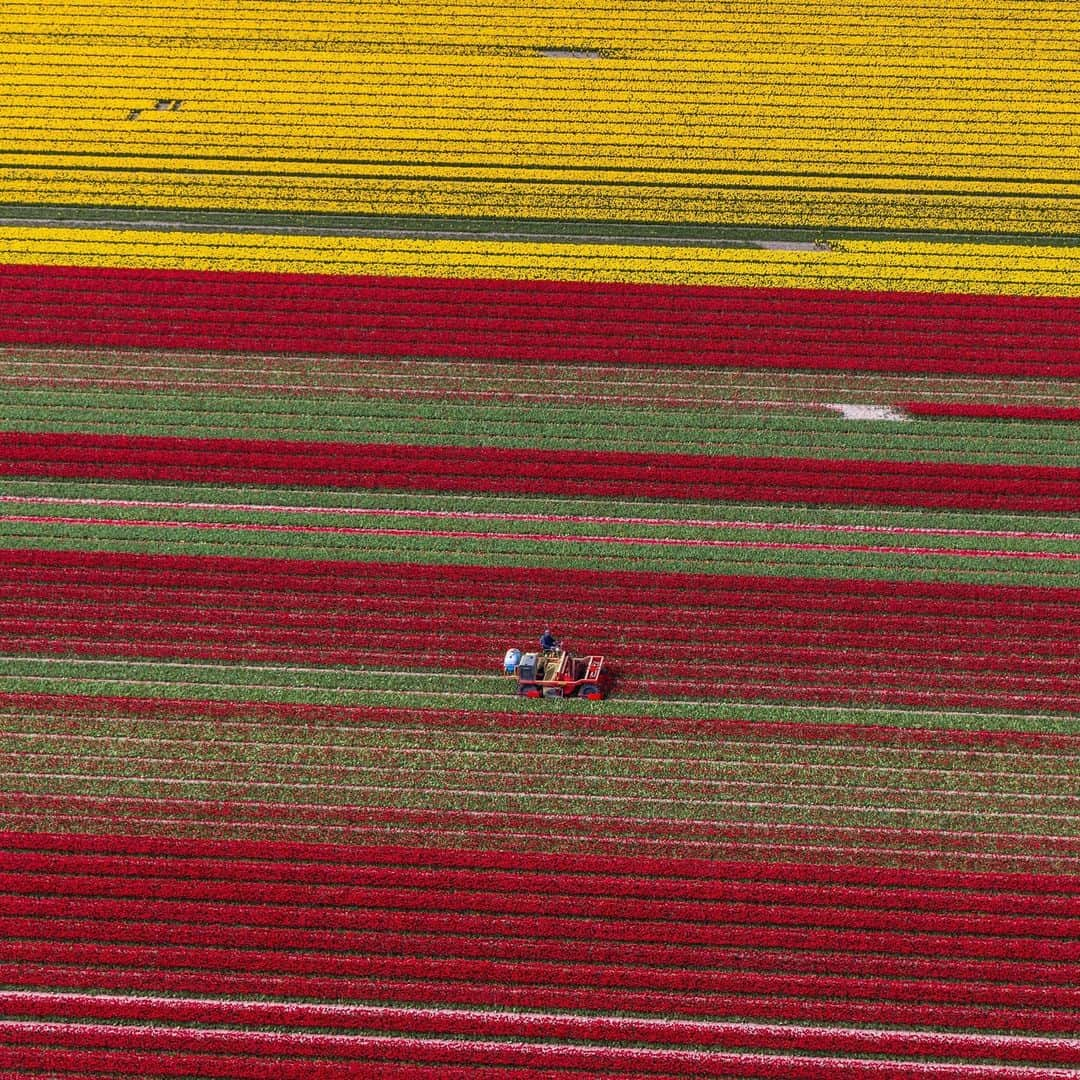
(503, 645), (609, 699)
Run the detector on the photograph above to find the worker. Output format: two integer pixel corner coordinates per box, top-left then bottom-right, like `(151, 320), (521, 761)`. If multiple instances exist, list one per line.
(539, 628), (559, 653)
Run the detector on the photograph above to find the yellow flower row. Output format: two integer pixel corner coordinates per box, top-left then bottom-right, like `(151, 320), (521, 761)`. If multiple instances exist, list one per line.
(0, 175), (1073, 234)
(1, 227), (1078, 297)
(9, 1), (1080, 45)
(1, 1), (1076, 230)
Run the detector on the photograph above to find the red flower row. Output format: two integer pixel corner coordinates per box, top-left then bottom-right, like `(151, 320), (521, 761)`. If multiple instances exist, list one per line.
(3, 431), (1079, 511)
(2, 967), (1075, 1040)
(8, 826), (1079, 890)
(12, 849), (1075, 919)
(8, 869), (1075, 943)
(5, 550), (1079, 710)
(14, 545), (1078, 613)
(12, 914), (1075, 989)
(903, 402), (1080, 421)
(3, 991), (1075, 1068)
(5, 598), (1071, 669)
(2, 264), (1079, 376)
(16, 884), (1072, 965)
(15, 938), (1076, 1011)
(8, 792), (1078, 871)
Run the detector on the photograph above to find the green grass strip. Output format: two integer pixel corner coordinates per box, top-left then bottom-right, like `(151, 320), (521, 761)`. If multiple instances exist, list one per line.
(8, 476), (1077, 535)
(9, 713), (1075, 785)
(3, 656), (1078, 734)
(3, 386), (1078, 466)
(3, 518), (1075, 589)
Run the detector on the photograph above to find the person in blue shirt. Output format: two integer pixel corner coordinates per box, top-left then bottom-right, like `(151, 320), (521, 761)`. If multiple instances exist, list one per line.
(539, 628), (559, 653)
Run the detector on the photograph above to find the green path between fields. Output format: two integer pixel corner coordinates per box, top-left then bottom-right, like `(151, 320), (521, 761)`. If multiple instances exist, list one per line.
(7, 203), (1080, 246)
(3, 480), (1078, 587)
(3, 656), (1079, 734)
(3, 386), (1079, 466)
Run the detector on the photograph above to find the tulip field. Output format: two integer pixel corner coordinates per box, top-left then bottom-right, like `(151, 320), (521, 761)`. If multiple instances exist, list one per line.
(2, 0), (1080, 231)
(0, 0), (1079, 1076)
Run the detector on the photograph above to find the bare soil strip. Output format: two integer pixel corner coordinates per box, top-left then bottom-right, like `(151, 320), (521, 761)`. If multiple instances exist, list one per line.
(5, 349), (1078, 408)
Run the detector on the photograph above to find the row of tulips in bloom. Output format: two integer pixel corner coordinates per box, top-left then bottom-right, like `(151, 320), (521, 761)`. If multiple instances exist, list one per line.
(4, 1028), (1077, 1079)
(3, 431), (1078, 511)
(12, 790), (1078, 872)
(4, 549), (1078, 711)
(12, 180), (1072, 232)
(8, 832), (1078, 917)
(2, 264), (1079, 376)
(6, 3), (1078, 234)
(1, 831), (1078, 1074)
(6, 232), (1080, 293)
(903, 402), (1080, 421)
(6, 991), (1080, 1072)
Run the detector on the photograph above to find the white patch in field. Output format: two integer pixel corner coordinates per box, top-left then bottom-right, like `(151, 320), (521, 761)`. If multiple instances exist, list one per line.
(823, 403), (911, 421)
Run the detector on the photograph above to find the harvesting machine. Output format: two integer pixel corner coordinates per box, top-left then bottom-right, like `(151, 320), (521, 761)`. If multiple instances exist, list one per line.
(503, 646), (609, 699)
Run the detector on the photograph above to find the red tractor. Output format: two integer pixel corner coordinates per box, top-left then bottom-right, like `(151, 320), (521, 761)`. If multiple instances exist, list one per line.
(503, 646), (609, 699)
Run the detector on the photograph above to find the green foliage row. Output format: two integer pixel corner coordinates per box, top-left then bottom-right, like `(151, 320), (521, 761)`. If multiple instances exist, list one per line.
(3, 518), (1075, 589)
(4, 656), (1078, 734)
(4, 386), (1079, 466)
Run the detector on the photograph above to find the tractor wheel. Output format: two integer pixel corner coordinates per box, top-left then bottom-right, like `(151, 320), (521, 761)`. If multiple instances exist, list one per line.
(519, 685), (541, 698)
(580, 684), (604, 700)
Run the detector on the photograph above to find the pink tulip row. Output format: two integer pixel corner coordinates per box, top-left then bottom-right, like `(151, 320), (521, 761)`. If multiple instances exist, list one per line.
(2, 263), (1078, 377)
(3, 431), (1078, 511)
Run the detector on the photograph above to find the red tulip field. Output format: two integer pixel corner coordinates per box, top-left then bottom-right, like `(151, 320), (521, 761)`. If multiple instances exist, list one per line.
(1, 0), (1079, 1075)
(1, 261), (1078, 1075)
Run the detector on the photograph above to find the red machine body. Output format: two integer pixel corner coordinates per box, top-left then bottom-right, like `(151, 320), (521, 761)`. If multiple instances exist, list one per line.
(507, 648), (608, 699)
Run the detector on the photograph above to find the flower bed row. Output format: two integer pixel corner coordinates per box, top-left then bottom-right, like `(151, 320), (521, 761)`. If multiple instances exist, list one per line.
(2, 264), (1078, 376)
(8, 596), (1072, 665)
(6, 845), (1076, 917)
(8, 791), (1079, 874)
(20, 912), (1077, 984)
(5, 631), (1074, 707)
(3, 431), (1078, 511)
(4, 550), (1079, 710)
(13, 547), (1079, 617)
(6, 691), (1079, 750)
(2, 1024), (1074, 1079)
(903, 402), (1080, 421)
(3, 833), (1079, 1063)
(4, 991), (1078, 1070)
